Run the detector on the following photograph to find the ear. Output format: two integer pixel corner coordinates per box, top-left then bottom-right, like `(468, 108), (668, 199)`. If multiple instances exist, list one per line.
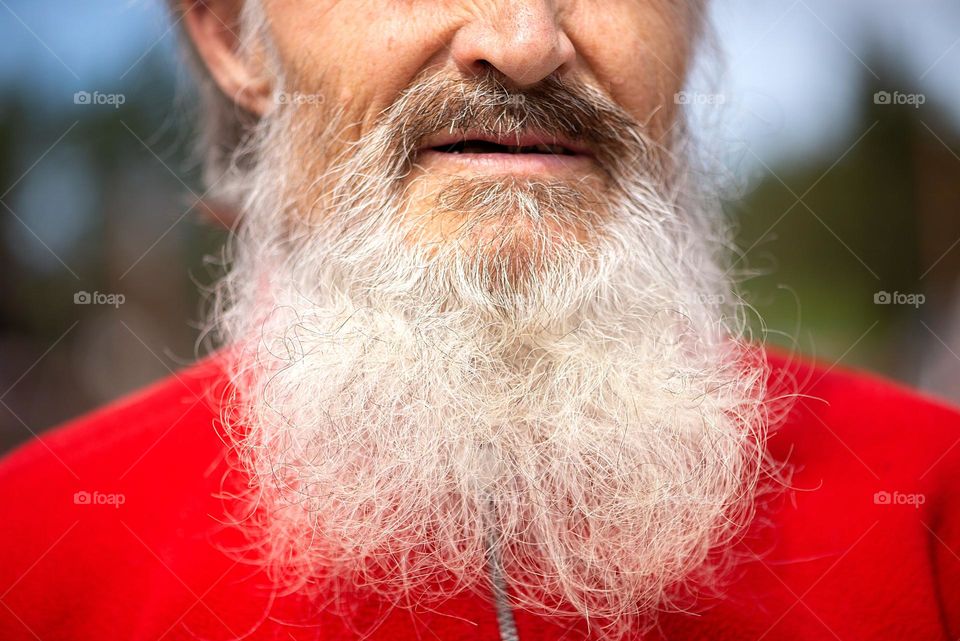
(179, 0), (274, 116)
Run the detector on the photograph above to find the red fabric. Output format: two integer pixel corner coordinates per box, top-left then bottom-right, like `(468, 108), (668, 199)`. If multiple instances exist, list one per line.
(2, 346), (960, 640)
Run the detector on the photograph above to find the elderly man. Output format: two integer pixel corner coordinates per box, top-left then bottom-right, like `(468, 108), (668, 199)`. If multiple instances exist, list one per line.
(2, 1), (960, 639)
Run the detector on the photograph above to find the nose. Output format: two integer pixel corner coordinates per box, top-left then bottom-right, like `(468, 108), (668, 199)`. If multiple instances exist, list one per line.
(449, 1), (576, 88)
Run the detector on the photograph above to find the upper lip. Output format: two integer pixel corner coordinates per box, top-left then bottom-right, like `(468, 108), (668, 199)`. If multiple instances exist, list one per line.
(418, 130), (592, 156)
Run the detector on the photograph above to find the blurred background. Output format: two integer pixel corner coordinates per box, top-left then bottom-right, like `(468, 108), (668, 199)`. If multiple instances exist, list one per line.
(0, 0), (958, 453)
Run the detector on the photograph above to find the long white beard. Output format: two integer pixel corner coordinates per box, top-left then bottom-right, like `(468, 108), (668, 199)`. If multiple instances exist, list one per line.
(211, 71), (772, 638)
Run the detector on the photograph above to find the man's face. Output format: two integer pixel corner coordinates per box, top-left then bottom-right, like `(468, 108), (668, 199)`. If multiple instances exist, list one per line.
(194, 2), (767, 637)
(256, 0), (701, 255)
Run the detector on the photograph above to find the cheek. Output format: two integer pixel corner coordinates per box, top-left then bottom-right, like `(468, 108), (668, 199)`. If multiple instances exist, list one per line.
(570, 1), (696, 139)
(264, 0), (460, 132)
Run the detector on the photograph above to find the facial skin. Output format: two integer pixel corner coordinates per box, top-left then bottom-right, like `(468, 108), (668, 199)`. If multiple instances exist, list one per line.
(185, 0), (703, 252)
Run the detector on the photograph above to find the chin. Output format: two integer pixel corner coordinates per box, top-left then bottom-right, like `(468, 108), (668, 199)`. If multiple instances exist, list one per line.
(403, 174), (604, 261)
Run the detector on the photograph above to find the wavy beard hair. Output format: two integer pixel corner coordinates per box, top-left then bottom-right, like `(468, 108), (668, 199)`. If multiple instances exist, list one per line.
(205, 4), (776, 639)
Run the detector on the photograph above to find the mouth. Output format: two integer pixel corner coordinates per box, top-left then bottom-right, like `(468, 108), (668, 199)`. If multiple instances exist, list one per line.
(415, 131), (594, 176)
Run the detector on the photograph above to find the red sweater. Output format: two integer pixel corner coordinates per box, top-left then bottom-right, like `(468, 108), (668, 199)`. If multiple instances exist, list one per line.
(1, 347), (960, 640)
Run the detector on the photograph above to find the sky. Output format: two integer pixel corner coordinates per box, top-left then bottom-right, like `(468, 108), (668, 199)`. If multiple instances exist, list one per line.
(707, 0), (960, 169)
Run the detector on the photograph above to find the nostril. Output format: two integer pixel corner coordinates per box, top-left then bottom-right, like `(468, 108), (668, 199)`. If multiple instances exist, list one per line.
(473, 59), (495, 75)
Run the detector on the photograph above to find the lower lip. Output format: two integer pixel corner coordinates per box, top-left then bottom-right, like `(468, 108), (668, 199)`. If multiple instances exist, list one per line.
(415, 150), (595, 176)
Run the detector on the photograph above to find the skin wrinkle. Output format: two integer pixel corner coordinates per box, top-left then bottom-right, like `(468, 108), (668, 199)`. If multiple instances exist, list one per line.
(173, 1), (785, 639)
